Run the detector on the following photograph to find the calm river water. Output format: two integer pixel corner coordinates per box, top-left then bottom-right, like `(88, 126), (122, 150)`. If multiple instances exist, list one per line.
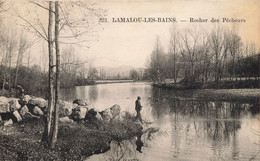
(61, 82), (260, 161)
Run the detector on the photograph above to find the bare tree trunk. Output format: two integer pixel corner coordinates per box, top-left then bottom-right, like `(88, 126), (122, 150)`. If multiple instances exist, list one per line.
(15, 33), (26, 87)
(51, 1), (60, 148)
(42, 1), (54, 145)
(14, 51), (20, 87)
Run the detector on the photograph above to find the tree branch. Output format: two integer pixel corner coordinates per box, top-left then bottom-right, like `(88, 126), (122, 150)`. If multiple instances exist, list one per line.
(29, 1), (55, 13)
(17, 14), (48, 42)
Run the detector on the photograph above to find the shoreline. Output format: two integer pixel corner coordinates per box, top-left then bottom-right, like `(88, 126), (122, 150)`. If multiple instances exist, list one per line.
(152, 79), (260, 90)
(1, 84), (260, 160)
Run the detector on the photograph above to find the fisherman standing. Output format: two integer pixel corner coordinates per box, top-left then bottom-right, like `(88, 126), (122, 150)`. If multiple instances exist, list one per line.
(135, 96), (143, 121)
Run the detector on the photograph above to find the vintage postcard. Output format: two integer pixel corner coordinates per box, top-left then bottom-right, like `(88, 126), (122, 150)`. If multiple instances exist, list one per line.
(0, 0), (259, 160)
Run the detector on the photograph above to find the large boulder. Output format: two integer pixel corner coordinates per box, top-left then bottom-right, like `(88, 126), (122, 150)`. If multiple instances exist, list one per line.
(4, 119), (13, 126)
(0, 96), (9, 103)
(73, 99), (90, 106)
(19, 105), (29, 118)
(0, 115), (2, 122)
(28, 98), (47, 108)
(13, 110), (22, 122)
(59, 116), (74, 123)
(32, 106), (44, 116)
(121, 111), (133, 119)
(59, 101), (74, 117)
(71, 106), (88, 120)
(21, 95), (32, 104)
(85, 108), (103, 121)
(0, 96), (10, 113)
(0, 102), (10, 113)
(110, 104), (121, 118)
(111, 114), (124, 122)
(23, 112), (40, 119)
(95, 112), (103, 121)
(9, 98), (21, 112)
(100, 108), (112, 122)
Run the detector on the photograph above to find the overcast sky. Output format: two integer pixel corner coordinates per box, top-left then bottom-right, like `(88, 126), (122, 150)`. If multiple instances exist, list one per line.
(86, 0), (260, 67)
(2, 0), (260, 68)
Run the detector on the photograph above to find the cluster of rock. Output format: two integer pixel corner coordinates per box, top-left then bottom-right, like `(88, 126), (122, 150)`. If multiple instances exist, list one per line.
(0, 95), (47, 126)
(0, 95), (127, 126)
(60, 99), (124, 124)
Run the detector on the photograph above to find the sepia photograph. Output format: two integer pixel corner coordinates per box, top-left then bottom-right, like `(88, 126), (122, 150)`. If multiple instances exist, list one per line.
(0, 0), (259, 160)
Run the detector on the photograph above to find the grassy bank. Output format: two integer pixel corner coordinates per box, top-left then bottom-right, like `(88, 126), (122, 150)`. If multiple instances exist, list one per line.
(0, 115), (142, 160)
(153, 79), (260, 90)
(155, 88), (260, 103)
(186, 89), (260, 102)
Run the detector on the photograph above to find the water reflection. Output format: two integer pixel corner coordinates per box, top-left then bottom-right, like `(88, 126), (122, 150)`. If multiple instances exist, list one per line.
(148, 88), (260, 161)
(136, 133), (144, 153)
(61, 83), (260, 161)
(88, 86), (99, 102)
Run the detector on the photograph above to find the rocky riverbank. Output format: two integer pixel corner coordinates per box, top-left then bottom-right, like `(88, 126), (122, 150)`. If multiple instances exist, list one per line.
(0, 95), (143, 160)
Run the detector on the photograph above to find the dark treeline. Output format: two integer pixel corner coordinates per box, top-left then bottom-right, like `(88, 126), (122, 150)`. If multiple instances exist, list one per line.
(0, 64), (93, 98)
(146, 25), (259, 88)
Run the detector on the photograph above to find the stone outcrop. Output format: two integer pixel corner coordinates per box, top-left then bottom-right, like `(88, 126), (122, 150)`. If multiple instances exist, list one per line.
(13, 110), (22, 122)
(4, 119), (13, 126)
(0, 96), (47, 125)
(19, 105), (29, 118)
(9, 99), (21, 112)
(0, 96), (9, 103)
(99, 104), (122, 122)
(110, 104), (121, 118)
(85, 108), (103, 121)
(28, 98), (47, 108)
(59, 116), (74, 123)
(0, 96), (10, 113)
(71, 106), (88, 120)
(0, 102), (10, 113)
(59, 101), (73, 117)
(21, 95), (32, 104)
(100, 108), (113, 122)
(32, 106), (44, 116)
(73, 99), (90, 106)
(0, 96), (130, 128)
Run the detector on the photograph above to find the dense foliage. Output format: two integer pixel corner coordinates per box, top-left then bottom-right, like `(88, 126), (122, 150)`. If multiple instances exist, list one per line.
(146, 26), (259, 86)
(0, 65), (94, 98)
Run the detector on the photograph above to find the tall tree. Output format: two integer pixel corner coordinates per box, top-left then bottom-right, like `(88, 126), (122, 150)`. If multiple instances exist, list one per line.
(51, 1), (60, 148)
(14, 32), (29, 86)
(42, 1), (54, 145)
(168, 25), (180, 84)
